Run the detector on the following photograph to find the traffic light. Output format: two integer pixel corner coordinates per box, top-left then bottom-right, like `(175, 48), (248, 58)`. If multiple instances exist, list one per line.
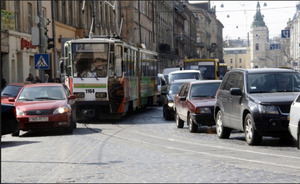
(47, 37), (54, 49)
(41, 17), (54, 50)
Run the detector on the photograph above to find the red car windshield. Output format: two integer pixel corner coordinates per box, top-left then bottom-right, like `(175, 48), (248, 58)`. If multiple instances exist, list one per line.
(18, 86), (65, 101)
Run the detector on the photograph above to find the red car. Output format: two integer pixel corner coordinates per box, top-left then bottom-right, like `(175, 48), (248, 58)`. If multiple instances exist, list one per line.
(9, 83), (77, 136)
(1, 83), (27, 105)
(174, 80), (222, 133)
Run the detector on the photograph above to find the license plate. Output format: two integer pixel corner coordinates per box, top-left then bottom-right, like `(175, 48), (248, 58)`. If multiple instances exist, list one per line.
(29, 117), (49, 122)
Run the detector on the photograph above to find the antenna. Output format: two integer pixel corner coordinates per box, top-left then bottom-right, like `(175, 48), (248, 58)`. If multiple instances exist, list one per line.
(89, 17), (94, 39)
(82, 0), (85, 14)
(118, 18), (123, 37)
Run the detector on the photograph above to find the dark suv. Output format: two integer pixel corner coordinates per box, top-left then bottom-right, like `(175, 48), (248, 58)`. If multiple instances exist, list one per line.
(214, 68), (300, 145)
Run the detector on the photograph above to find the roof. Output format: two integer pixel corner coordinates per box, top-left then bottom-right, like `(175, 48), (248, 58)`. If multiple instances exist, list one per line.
(251, 2), (266, 27)
(24, 83), (63, 87)
(169, 70), (201, 75)
(6, 83), (28, 86)
(190, 80), (222, 85)
(231, 68), (298, 74)
(172, 79), (197, 83)
(223, 47), (247, 51)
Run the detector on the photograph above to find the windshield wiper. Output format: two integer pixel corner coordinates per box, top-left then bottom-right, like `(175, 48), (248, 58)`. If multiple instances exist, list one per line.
(89, 68), (99, 80)
(19, 98), (33, 101)
(34, 97), (57, 100)
(192, 95), (208, 97)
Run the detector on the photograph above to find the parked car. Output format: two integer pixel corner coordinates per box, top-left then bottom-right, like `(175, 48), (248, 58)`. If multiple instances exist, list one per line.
(1, 83), (27, 105)
(1, 104), (19, 136)
(162, 67), (181, 84)
(162, 79), (196, 120)
(174, 80), (222, 132)
(289, 93), (300, 149)
(10, 83), (77, 136)
(214, 68), (300, 145)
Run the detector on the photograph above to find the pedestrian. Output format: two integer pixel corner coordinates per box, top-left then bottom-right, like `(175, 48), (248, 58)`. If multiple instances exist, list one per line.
(44, 74), (50, 83)
(26, 73), (35, 83)
(34, 76), (42, 83)
(55, 78), (61, 83)
(1, 77), (7, 90)
(44, 74), (54, 83)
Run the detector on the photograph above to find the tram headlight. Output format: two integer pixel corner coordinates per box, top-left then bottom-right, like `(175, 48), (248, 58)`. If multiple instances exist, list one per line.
(74, 92), (85, 98)
(96, 92), (107, 98)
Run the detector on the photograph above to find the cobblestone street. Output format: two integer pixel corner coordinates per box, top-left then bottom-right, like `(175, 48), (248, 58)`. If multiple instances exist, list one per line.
(2, 106), (300, 183)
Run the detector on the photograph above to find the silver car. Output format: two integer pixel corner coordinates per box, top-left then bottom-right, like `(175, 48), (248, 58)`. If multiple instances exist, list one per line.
(289, 93), (300, 149)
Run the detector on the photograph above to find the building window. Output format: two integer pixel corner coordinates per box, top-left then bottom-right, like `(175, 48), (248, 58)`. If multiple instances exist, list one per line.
(1, 1), (6, 9)
(14, 2), (20, 31)
(28, 3), (33, 33)
(54, 0), (58, 21)
(239, 58), (242, 63)
(42, 7), (46, 18)
(255, 43), (259, 50)
(62, 1), (66, 23)
(69, 1), (73, 26)
(230, 59), (233, 63)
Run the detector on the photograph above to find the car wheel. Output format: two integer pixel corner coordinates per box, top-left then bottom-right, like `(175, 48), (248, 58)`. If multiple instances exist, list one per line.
(215, 110), (231, 139)
(188, 114), (198, 133)
(72, 111), (77, 129)
(64, 120), (74, 134)
(175, 110), (184, 128)
(165, 110), (172, 120)
(244, 113), (262, 145)
(11, 130), (20, 137)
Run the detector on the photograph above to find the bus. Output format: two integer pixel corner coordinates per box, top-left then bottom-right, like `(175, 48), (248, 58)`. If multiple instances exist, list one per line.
(219, 63), (228, 79)
(60, 36), (158, 121)
(183, 58), (220, 80)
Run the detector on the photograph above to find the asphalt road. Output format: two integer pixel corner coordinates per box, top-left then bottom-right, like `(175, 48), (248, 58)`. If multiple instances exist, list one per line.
(1, 106), (300, 183)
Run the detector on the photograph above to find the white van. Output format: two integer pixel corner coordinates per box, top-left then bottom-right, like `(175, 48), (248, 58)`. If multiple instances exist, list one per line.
(162, 67), (181, 84)
(168, 70), (202, 84)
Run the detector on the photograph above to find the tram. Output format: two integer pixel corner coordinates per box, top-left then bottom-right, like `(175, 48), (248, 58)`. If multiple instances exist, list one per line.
(60, 36), (158, 121)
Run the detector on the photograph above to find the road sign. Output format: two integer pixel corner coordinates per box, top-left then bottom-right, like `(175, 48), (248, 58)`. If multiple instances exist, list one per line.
(281, 30), (290, 38)
(34, 53), (50, 70)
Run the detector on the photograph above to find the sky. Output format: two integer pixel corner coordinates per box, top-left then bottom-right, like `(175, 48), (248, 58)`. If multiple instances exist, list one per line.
(190, 1), (298, 40)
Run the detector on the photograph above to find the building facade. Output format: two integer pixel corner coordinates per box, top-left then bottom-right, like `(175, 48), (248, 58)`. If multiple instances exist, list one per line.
(223, 1), (291, 69)
(1, 0), (222, 83)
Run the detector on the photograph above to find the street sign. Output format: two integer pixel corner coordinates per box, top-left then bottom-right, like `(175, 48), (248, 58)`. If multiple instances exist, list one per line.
(281, 30), (290, 38)
(270, 44), (281, 50)
(34, 53), (50, 70)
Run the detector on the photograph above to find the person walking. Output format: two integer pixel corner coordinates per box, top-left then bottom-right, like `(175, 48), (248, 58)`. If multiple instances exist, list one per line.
(34, 76), (42, 83)
(26, 73), (35, 83)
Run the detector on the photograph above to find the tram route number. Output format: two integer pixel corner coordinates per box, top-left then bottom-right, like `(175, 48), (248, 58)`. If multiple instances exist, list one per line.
(86, 89), (95, 93)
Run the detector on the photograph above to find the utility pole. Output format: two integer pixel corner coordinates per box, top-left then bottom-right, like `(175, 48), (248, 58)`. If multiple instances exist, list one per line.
(38, 0), (45, 79)
(38, 0), (45, 54)
(51, 0), (57, 78)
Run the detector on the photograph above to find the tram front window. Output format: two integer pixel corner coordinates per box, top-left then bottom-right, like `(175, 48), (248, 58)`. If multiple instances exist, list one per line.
(72, 43), (109, 78)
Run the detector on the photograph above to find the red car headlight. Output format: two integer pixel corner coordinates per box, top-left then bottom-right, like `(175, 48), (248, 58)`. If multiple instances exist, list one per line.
(16, 108), (25, 116)
(53, 105), (71, 114)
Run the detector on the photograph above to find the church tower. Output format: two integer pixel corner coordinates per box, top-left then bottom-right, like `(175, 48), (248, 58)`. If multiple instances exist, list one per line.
(249, 2), (269, 68)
